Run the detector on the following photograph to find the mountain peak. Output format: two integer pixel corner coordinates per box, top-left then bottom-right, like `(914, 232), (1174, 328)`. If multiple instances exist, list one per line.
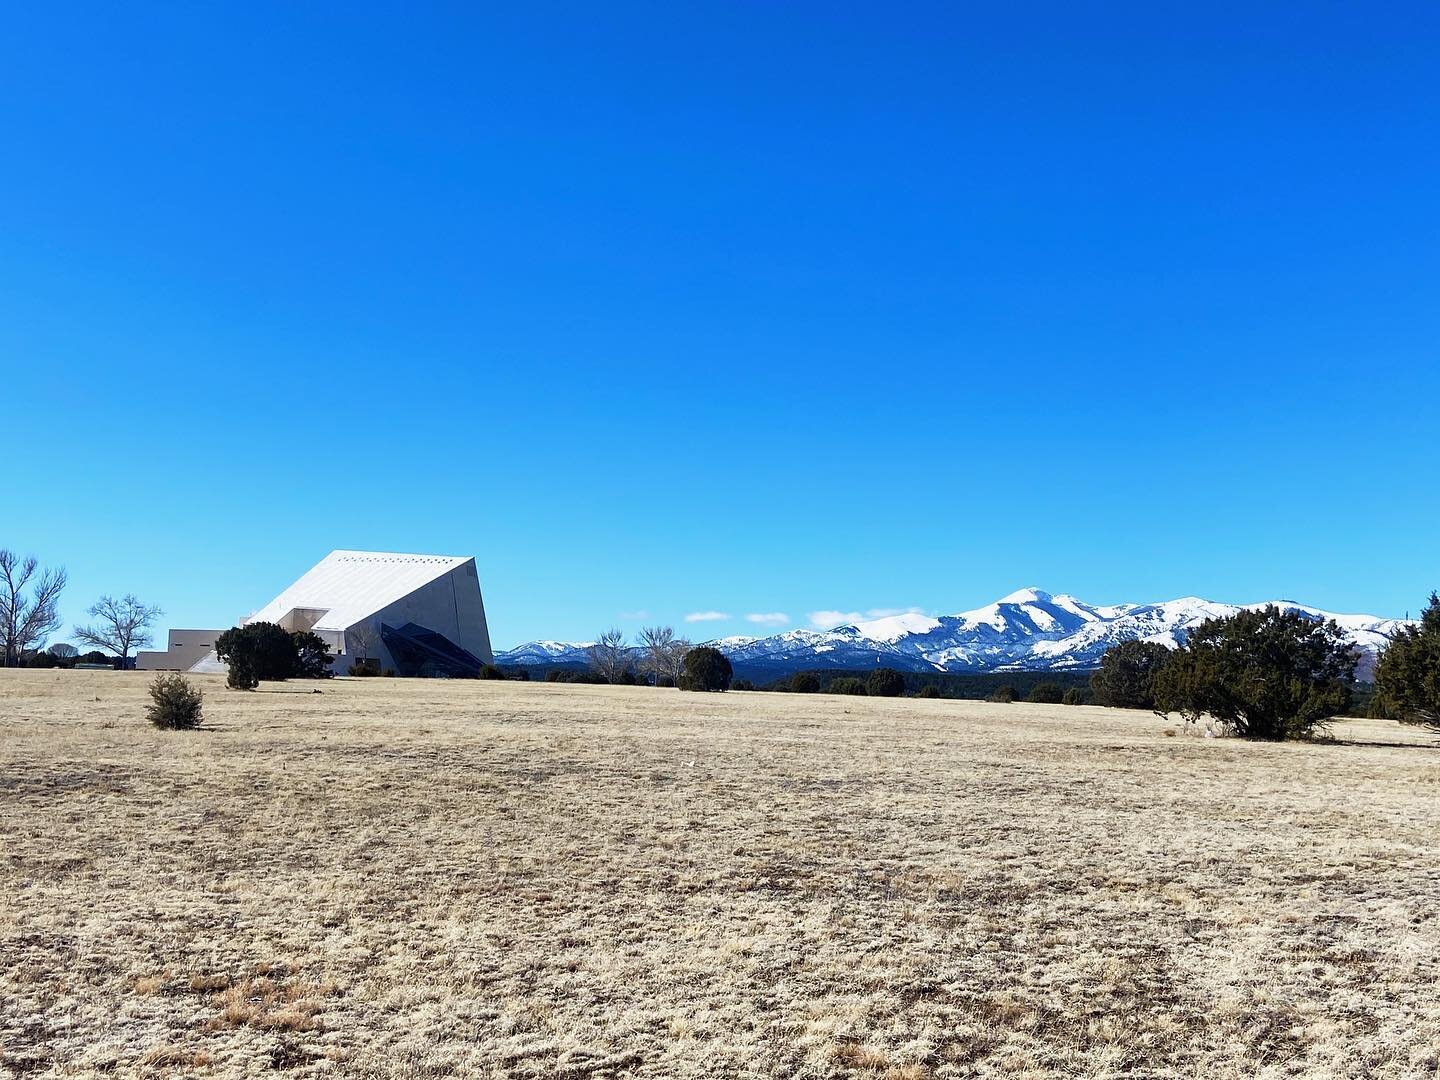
(997, 587), (1053, 605)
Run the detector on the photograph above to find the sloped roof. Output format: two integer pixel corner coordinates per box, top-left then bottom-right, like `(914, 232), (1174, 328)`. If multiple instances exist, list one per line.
(244, 550), (472, 633)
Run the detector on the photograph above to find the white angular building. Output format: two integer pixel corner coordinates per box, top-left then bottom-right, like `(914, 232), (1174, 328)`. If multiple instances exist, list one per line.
(137, 550), (493, 677)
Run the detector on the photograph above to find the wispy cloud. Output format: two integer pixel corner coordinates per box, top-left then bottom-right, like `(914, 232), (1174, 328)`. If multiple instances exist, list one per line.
(808, 607), (926, 629)
(745, 612), (790, 626)
(684, 610), (731, 623)
(809, 610), (863, 629)
(618, 610), (650, 621)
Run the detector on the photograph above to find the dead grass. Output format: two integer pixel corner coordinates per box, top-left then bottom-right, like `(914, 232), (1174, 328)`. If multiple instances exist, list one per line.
(139, 1044), (214, 1068)
(207, 975), (331, 1033)
(2, 669), (1439, 1077)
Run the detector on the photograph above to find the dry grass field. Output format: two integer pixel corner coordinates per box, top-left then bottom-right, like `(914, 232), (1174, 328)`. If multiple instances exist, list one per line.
(2, 670), (1439, 1079)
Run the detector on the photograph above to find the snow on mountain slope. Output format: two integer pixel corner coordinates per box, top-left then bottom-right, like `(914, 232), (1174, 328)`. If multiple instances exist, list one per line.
(848, 612), (942, 642)
(494, 589), (1410, 676)
(494, 640), (595, 665)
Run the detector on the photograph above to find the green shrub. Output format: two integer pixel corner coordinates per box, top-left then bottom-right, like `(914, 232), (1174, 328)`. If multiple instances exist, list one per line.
(828, 676), (868, 696)
(1062, 687), (1086, 706)
(481, 664), (507, 680)
(216, 622), (296, 689)
(1152, 606), (1357, 741)
(1373, 591), (1440, 729)
(916, 685), (942, 699)
(1026, 681), (1064, 704)
(790, 672), (820, 693)
(348, 658), (379, 677)
(292, 631), (334, 679)
(680, 647), (732, 692)
(547, 669), (606, 685)
(987, 685), (1016, 703)
(1091, 640), (1171, 709)
(867, 668), (905, 697)
(146, 673), (203, 730)
(226, 656), (259, 690)
(382, 667), (397, 678)
(732, 678), (755, 691)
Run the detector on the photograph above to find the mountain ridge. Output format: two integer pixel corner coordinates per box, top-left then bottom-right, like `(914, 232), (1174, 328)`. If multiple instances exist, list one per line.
(494, 589), (1409, 678)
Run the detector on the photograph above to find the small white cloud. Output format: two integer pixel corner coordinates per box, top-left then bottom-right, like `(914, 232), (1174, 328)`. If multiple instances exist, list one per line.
(684, 611), (731, 623)
(809, 610), (864, 629)
(745, 612), (790, 626)
(809, 607), (926, 629)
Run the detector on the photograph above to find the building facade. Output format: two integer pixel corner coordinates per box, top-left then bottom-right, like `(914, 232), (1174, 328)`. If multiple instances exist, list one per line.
(139, 550), (493, 677)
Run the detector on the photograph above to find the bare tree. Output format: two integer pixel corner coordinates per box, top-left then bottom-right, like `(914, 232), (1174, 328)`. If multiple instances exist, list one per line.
(661, 636), (692, 687)
(638, 625), (675, 687)
(635, 627), (691, 688)
(587, 628), (628, 684)
(73, 594), (164, 667)
(347, 620), (379, 663)
(0, 550), (68, 666)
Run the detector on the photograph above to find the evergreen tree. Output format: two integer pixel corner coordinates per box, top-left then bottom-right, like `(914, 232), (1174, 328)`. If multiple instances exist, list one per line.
(291, 631), (334, 679)
(224, 651), (259, 690)
(1091, 640), (1172, 709)
(146, 673), (204, 729)
(680, 646), (732, 692)
(1152, 606), (1357, 741)
(1373, 592), (1440, 729)
(866, 668), (905, 697)
(216, 622), (297, 689)
(1026, 681), (1064, 704)
(790, 671), (820, 693)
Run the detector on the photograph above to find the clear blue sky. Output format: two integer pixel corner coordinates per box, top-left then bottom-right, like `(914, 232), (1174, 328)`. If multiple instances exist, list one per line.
(5, 2), (1438, 648)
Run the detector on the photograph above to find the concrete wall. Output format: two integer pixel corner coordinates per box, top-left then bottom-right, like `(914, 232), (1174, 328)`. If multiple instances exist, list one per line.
(365, 560), (494, 670)
(136, 629), (224, 671)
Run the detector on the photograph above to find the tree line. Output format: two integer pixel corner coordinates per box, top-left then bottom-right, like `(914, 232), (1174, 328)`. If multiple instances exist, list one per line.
(744, 668), (1092, 701)
(575, 626), (734, 691)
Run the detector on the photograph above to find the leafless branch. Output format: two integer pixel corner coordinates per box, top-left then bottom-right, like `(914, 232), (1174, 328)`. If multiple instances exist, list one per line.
(587, 628), (629, 684)
(0, 550), (67, 665)
(347, 620), (379, 661)
(639, 625), (675, 687)
(73, 594), (164, 663)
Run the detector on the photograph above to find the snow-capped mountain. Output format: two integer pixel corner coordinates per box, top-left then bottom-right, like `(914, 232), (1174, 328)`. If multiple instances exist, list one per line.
(493, 588), (1409, 677)
(492, 639), (597, 665)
